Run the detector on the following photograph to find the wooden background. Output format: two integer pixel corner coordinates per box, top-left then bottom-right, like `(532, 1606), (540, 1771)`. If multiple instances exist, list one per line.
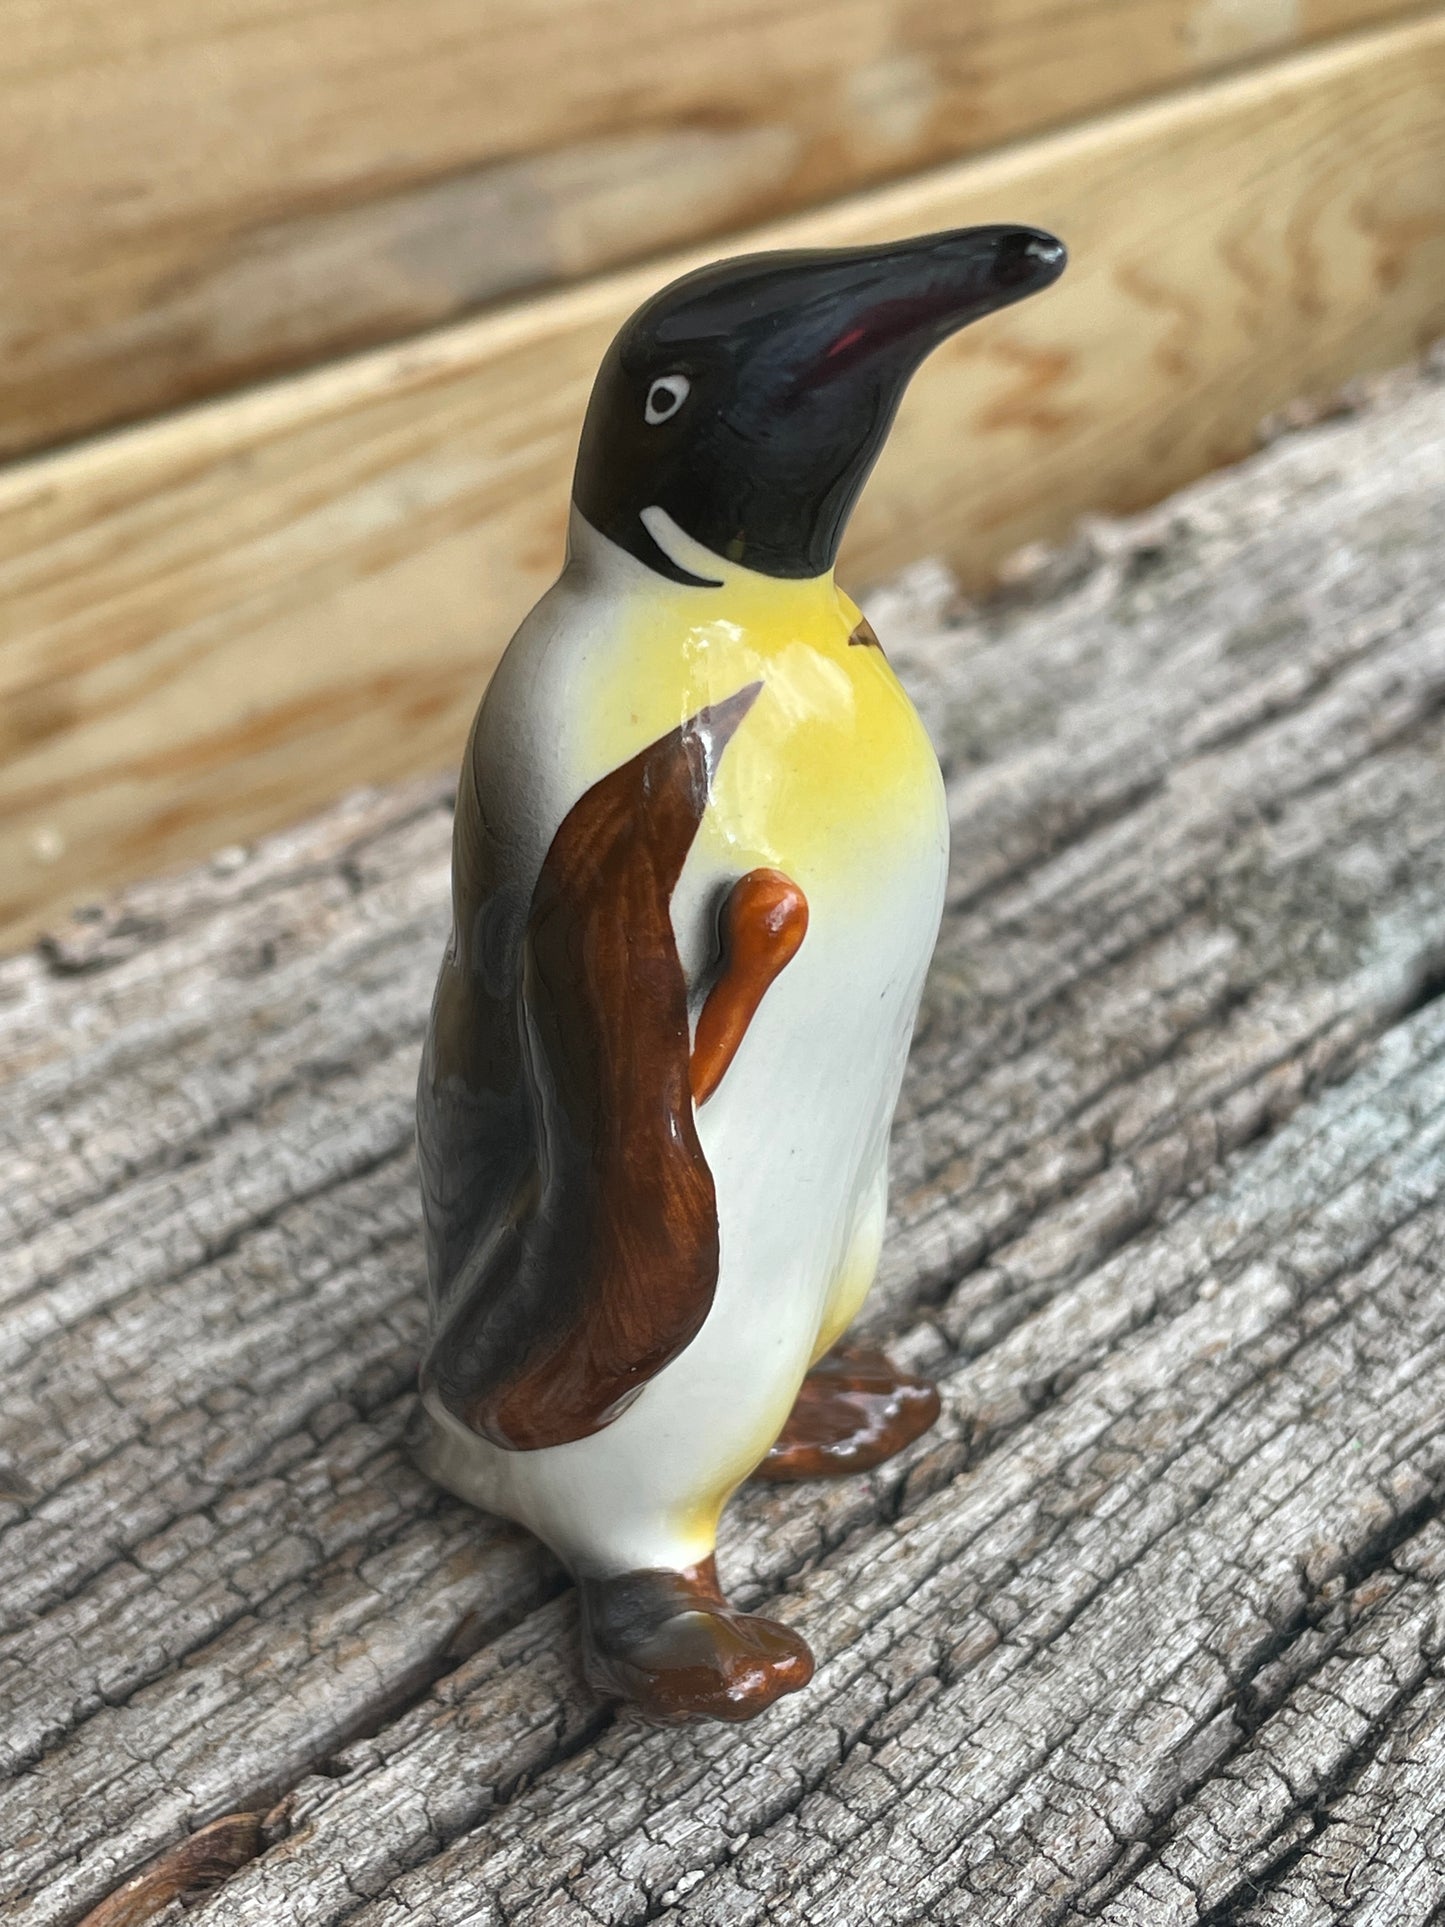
(2, 0), (1443, 950)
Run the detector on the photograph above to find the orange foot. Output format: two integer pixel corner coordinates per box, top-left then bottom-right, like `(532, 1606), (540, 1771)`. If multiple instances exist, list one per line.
(579, 1556), (814, 1725)
(755, 1342), (941, 1482)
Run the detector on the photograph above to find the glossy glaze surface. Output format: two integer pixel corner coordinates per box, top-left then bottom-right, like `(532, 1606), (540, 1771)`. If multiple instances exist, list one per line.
(573, 225), (1067, 581)
(426, 685), (760, 1451)
(416, 222), (1066, 1721)
(692, 868), (809, 1107)
(756, 1342), (943, 1482)
(579, 1556), (814, 1726)
(417, 511), (948, 1577)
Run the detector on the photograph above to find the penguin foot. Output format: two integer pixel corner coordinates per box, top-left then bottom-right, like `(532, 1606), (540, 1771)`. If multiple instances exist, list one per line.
(756, 1342), (941, 1482)
(578, 1557), (814, 1725)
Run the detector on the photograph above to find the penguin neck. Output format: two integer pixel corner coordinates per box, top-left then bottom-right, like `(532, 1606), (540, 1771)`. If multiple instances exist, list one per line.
(565, 505), (854, 642)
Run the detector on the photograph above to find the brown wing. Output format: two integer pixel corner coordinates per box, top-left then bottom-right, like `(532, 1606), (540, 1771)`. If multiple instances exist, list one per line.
(421, 681), (761, 1451)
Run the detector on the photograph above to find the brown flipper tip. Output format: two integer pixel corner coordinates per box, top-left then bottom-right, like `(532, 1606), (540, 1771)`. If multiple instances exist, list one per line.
(692, 868), (808, 1106)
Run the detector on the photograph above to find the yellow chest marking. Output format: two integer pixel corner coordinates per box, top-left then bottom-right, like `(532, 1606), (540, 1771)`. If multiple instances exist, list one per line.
(583, 562), (942, 891)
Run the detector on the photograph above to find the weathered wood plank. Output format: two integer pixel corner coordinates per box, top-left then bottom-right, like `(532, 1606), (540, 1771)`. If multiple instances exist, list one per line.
(204, 1020), (1445, 1926)
(1079, 1530), (1445, 1924)
(3, 17), (1443, 955)
(0, 0), (1415, 460)
(1, 364), (1443, 1926)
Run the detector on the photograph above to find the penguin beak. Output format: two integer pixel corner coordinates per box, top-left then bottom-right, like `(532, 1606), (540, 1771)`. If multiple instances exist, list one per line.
(653, 225), (1065, 379)
(805, 225), (1063, 379)
(740, 226), (1069, 402)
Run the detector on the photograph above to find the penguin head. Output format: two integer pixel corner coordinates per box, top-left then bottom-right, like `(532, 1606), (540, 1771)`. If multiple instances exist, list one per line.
(571, 224), (1066, 587)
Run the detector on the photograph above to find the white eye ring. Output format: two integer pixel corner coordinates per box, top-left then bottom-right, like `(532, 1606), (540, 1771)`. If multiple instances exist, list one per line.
(644, 373), (690, 425)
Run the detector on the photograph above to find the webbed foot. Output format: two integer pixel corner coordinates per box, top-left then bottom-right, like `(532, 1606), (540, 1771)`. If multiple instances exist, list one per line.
(579, 1557), (813, 1724)
(755, 1342), (940, 1481)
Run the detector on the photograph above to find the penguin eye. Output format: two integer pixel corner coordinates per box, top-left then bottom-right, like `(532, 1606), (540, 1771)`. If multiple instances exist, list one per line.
(644, 374), (690, 425)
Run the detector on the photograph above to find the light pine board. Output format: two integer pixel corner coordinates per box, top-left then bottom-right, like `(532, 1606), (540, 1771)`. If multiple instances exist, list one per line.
(0, 0), (1416, 458)
(2, 16), (1443, 957)
(1, 357), (1443, 1927)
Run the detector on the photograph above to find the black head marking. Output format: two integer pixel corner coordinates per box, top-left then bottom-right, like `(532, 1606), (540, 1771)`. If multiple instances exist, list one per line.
(571, 223), (1067, 585)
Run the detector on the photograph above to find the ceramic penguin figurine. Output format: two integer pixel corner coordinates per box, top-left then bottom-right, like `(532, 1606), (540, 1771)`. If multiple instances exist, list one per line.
(416, 223), (1066, 1723)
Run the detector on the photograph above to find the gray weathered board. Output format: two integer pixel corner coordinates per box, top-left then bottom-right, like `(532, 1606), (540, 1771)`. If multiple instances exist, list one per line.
(3, 362), (1445, 1927)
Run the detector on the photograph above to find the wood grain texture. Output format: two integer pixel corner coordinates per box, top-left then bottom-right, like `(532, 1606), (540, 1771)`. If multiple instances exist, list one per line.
(2, 360), (1443, 1927)
(3, 16), (1443, 959)
(0, 0), (1417, 460)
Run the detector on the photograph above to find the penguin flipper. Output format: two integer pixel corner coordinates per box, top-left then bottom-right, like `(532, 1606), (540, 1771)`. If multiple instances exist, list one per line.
(691, 868), (808, 1106)
(424, 683), (762, 1451)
